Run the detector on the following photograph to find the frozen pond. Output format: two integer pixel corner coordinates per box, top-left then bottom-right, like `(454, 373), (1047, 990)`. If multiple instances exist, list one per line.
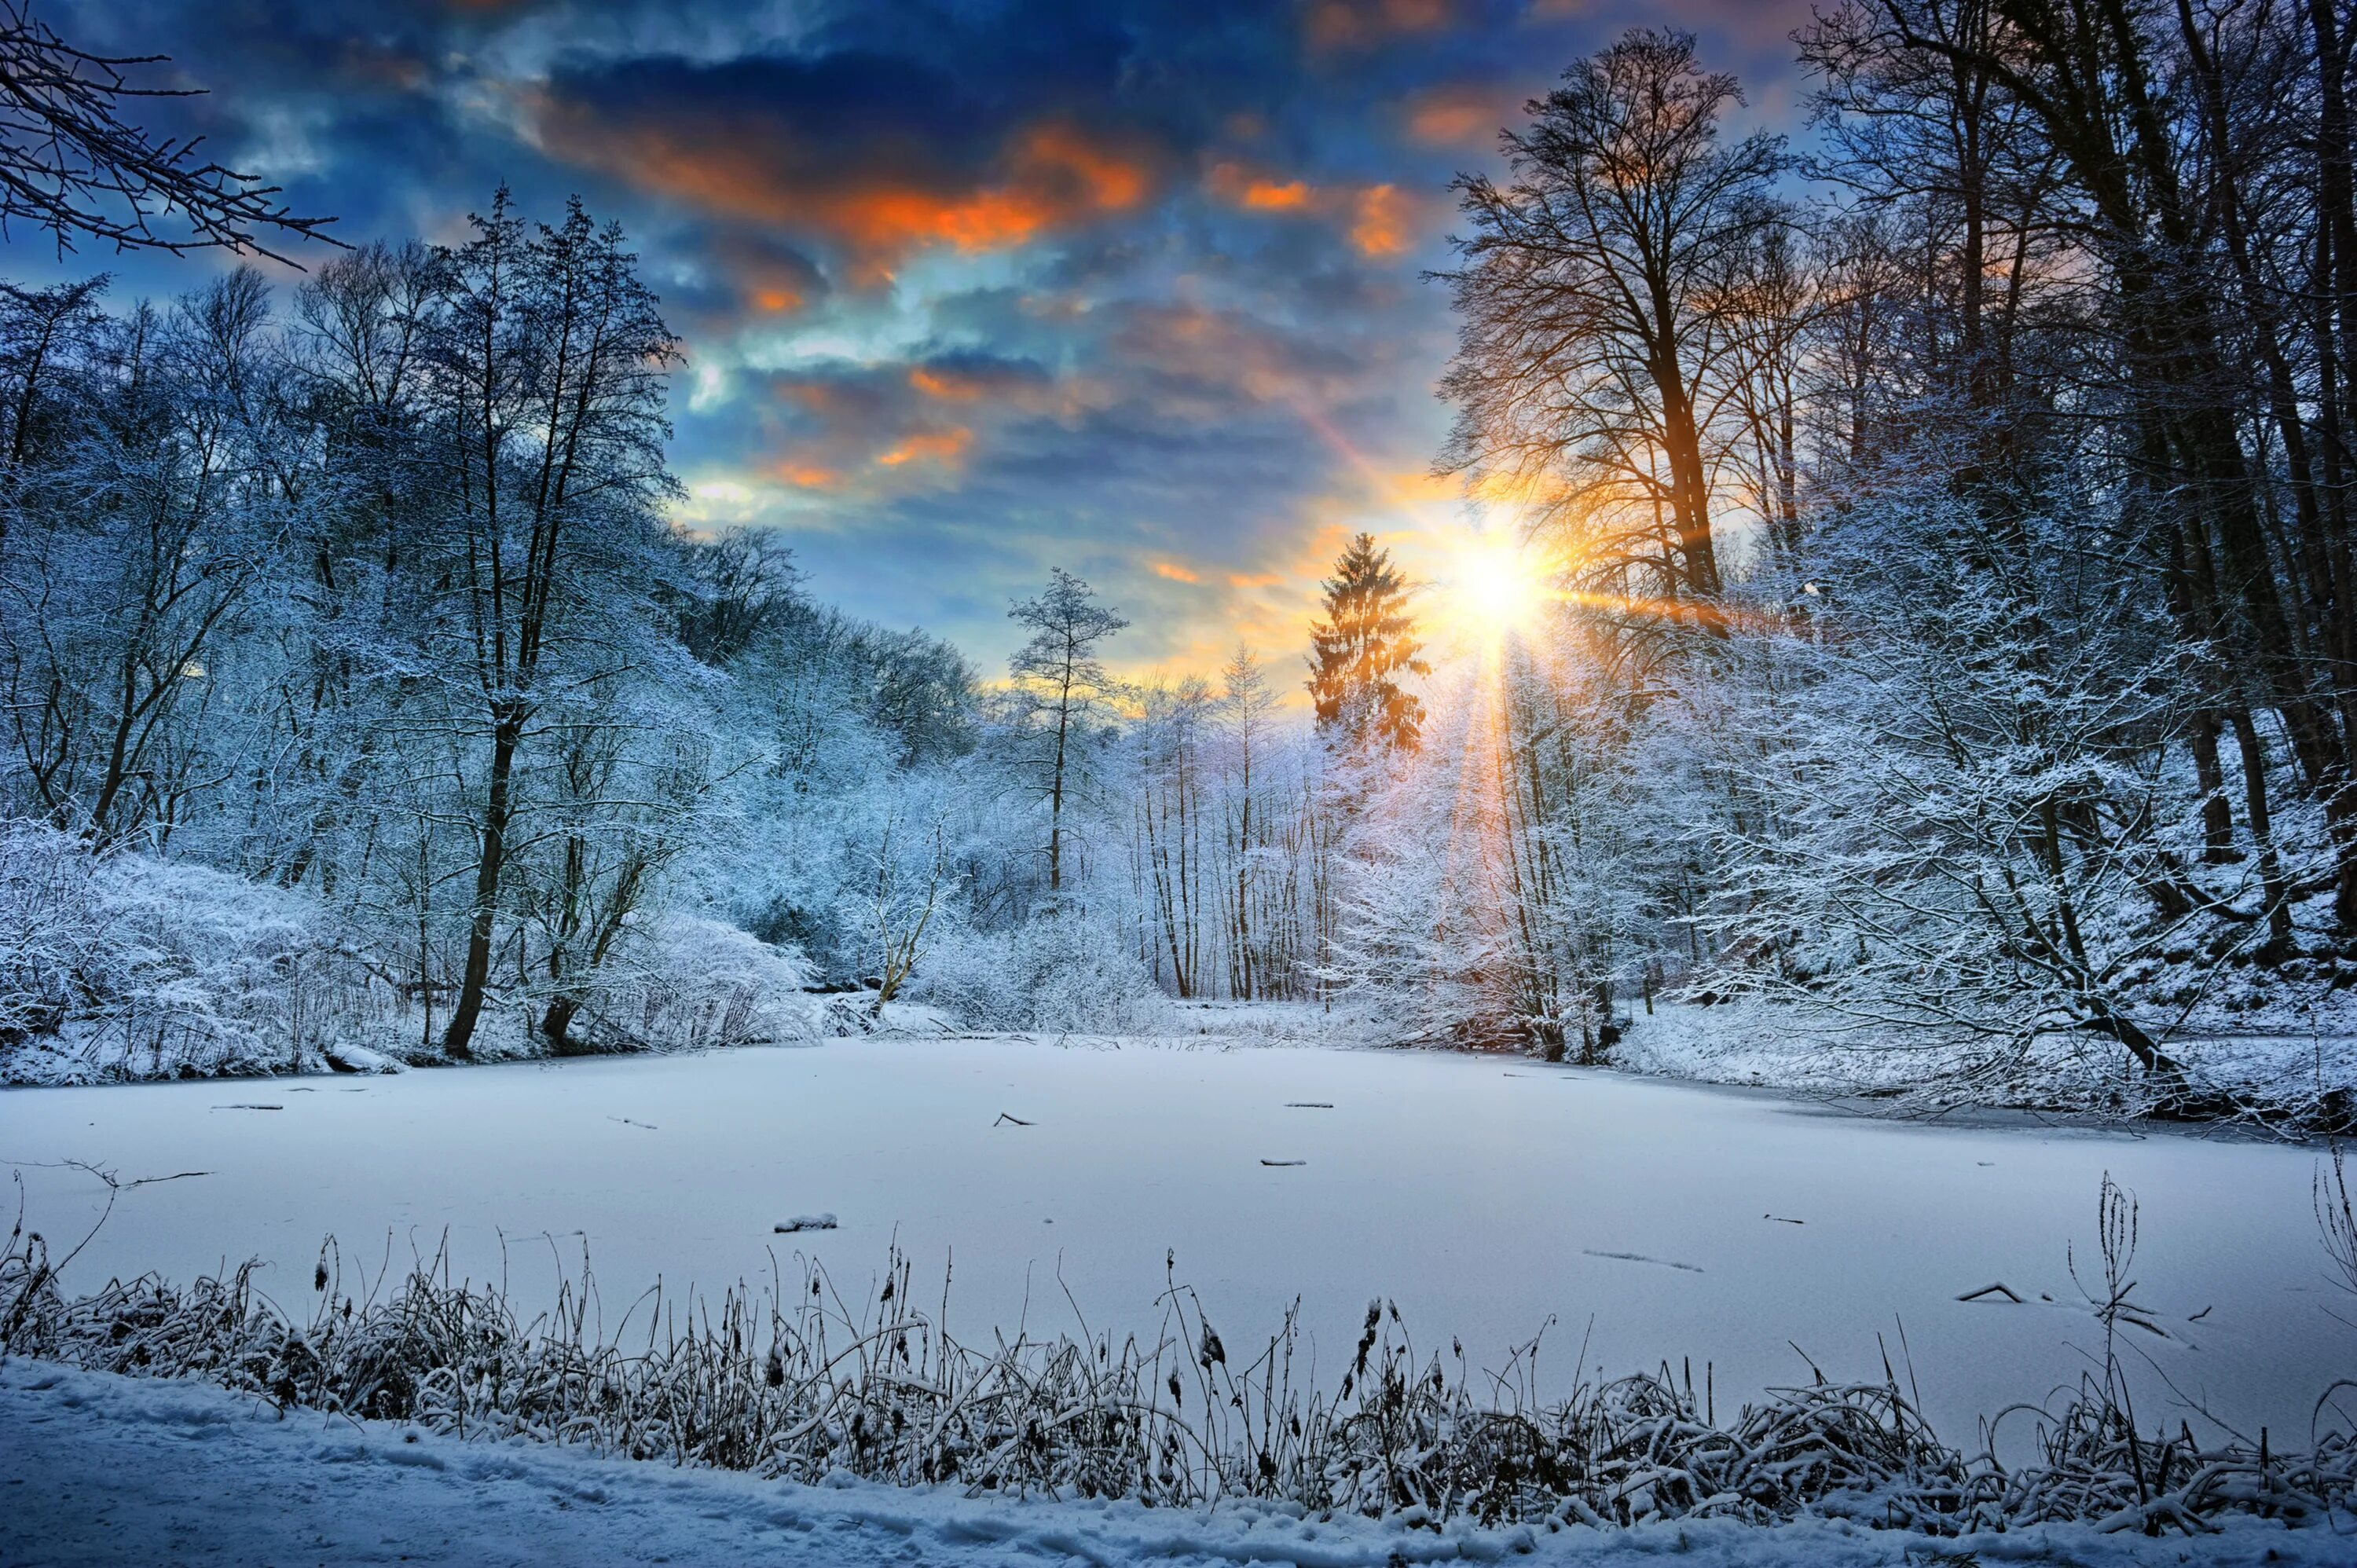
(2, 1037), (2347, 1442)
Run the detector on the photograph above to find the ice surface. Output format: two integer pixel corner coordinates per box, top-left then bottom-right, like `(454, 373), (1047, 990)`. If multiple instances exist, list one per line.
(1, 1036), (2347, 1445)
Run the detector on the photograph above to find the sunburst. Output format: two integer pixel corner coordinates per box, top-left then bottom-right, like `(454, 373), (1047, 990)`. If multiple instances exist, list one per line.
(1441, 535), (1549, 645)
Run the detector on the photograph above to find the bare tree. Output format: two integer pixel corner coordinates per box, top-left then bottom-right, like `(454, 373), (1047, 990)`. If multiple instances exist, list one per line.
(0, 1), (334, 262)
(1439, 29), (1789, 612)
(1006, 567), (1125, 898)
(425, 193), (683, 1059)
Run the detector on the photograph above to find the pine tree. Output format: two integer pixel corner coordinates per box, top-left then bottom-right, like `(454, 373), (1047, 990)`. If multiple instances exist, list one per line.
(1306, 533), (1428, 753)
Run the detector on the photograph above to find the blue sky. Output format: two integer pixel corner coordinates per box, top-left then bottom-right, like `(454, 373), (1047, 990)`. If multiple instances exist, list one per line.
(10, 0), (1817, 677)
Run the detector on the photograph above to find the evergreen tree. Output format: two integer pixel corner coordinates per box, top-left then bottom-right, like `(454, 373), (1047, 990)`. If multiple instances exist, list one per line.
(1306, 533), (1428, 753)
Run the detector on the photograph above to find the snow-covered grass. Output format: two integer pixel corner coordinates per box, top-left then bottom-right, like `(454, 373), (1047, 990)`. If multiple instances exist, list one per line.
(6, 1202), (2350, 1540)
(8, 1361), (2348, 1568)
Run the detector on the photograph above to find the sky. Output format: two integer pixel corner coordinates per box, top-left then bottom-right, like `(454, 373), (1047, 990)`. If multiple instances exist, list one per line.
(11, 0), (1820, 680)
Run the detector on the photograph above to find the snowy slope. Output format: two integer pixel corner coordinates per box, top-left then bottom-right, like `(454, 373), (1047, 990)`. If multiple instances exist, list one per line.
(2, 1360), (2348, 1568)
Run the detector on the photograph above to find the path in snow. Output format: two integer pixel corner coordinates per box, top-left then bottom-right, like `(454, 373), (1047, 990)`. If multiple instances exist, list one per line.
(1, 1037), (2348, 1445)
(2, 1361), (2346, 1568)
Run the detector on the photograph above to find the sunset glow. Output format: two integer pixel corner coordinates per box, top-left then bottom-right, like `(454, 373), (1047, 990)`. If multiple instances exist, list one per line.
(1443, 536), (1549, 643)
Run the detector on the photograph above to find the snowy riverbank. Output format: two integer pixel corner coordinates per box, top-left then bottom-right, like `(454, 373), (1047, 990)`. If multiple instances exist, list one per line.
(2, 1360), (2348, 1568)
(1613, 997), (2357, 1125)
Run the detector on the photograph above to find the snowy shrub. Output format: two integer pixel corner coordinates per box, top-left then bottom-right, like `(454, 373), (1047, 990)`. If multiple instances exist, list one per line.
(0, 820), (832, 1078)
(563, 910), (830, 1056)
(912, 914), (1175, 1033)
(0, 819), (96, 1044)
(0, 819), (387, 1082)
(590, 914), (823, 1052)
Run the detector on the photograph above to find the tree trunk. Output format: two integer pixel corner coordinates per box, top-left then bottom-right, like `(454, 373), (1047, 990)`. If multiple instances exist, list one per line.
(442, 709), (522, 1059)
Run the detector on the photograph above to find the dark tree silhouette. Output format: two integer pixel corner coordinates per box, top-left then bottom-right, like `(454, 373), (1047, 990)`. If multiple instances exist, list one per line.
(0, 1), (335, 261)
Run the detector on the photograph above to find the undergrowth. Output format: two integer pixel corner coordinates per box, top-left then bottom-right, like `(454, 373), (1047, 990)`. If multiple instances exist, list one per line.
(2, 1171), (2351, 1541)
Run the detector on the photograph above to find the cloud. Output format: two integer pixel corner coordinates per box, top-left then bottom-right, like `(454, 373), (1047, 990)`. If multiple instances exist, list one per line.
(1306, 0), (1455, 52)
(906, 354), (1063, 409)
(1153, 560), (1202, 583)
(1348, 185), (1414, 257)
(874, 427), (973, 468)
(1204, 161), (1431, 260)
(530, 53), (1158, 272)
(1403, 80), (1519, 146)
(768, 460), (845, 490)
(1207, 161), (1313, 212)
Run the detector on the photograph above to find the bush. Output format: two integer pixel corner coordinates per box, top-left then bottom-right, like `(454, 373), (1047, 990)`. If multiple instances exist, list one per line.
(0, 819), (383, 1080)
(0, 821), (823, 1079)
(596, 914), (823, 1051)
(911, 914), (1175, 1033)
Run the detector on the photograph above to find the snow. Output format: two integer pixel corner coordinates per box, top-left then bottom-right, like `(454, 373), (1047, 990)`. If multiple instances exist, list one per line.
(1620, 998), (2357, 1113)
(2, 1035), (2345, 1450)
(4, 1359), (2349, 1567)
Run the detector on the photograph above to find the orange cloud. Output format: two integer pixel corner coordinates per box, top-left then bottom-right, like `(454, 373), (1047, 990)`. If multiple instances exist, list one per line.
(1153, 560), (1202, 583)
(538, 102), (1151, 267)
(1405, 82), (1511, 147)
(1350, 185), (1413, 257)
(753, 287), (802, 313)
(1307, 0), (1452, 50)
(1241, 179), (1310, 211)
(873, 427), (972, 468)
(1385, 467), (1458, 504)
(1206, 160), (1423, 259)
(770, 460), (841, 489)
(1227, 570), (1283, 589)
(1209, 163), (1314, 212)
(909, 366), (982, 401)
(786, 126), (1147, 259)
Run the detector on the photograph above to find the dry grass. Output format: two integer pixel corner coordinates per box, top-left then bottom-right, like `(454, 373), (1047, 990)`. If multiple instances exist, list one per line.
(5, 1173), (2352, 1541)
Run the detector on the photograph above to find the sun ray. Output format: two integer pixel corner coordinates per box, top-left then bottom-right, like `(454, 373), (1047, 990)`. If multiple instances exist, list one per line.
(1439, 533), (1550, 647)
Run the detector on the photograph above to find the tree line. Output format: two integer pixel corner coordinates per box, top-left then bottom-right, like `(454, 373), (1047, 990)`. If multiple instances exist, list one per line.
(1324, 4), (2357, 1114)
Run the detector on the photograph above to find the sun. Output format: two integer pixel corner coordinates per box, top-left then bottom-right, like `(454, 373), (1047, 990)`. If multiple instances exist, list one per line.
(1446, 537), (1545, 641)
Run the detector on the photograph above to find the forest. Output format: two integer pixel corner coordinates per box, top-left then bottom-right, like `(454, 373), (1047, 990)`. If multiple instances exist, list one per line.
(9, 3), (2357, 1560)
(3, 2), (2356, 1136)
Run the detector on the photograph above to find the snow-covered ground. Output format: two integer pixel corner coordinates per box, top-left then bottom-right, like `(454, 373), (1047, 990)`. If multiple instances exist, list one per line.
(1615, 997), (2357, 1116)
(2, 1035), (2345, 1449)
(5, 1358), (2351, 1568)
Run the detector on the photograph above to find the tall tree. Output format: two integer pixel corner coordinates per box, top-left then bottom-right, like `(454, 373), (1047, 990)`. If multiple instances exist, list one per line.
(1439, 28), (1789, 612)
(424, 192), (682, 1059)
(1007, 567), (1125, 897)
(1307, 532), (1428, 753)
